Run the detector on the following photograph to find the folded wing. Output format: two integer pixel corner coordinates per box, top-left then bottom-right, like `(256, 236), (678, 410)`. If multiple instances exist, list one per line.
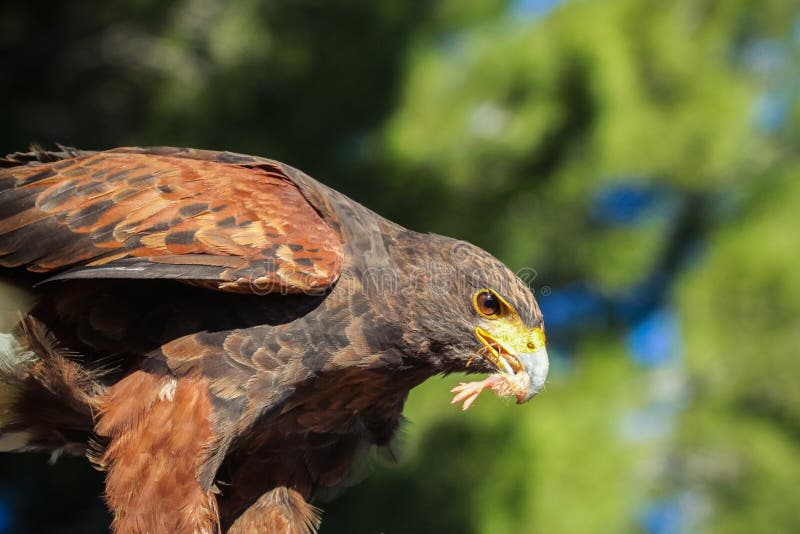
(0, 148), (343, 294)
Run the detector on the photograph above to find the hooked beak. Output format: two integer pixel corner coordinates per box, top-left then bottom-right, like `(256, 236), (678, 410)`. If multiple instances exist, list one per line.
(516, 347), (549, 402)
(474, 326), (549, 403)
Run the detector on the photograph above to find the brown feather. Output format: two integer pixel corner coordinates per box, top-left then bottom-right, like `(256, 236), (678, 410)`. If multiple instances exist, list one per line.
(95, 372), (219, 534)
(0, 316), (102, 453)
(227, 487), (321, 534)
(0, 150), (343, 294)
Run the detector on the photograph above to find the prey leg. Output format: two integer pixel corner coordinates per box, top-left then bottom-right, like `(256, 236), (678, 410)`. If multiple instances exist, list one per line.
(450, 375), (504, 411)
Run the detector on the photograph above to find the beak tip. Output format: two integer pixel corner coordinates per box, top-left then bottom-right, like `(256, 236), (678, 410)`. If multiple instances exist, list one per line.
(519, 347), (549, 402)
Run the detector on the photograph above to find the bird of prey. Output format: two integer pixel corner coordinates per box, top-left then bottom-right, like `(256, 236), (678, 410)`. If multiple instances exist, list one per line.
(0, 146), (548, 533)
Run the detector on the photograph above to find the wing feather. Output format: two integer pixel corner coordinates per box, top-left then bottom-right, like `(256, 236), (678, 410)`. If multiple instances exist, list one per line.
(0, 148), (343, 294)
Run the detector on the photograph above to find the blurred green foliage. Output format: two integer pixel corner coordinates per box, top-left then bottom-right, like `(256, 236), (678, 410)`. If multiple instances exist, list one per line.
(1, 0), (799, 532)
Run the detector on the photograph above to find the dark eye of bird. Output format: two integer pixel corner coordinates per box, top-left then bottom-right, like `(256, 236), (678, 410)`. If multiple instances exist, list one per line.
(476, 291), (501, 317)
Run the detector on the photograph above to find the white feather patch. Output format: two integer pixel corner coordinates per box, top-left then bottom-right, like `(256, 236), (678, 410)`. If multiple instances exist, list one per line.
(159, 377), (178, 402)
(0, 332), (36, 376)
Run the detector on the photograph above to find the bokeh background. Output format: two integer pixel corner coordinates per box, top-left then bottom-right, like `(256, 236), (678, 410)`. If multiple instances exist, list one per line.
(1, 0), (799, 532)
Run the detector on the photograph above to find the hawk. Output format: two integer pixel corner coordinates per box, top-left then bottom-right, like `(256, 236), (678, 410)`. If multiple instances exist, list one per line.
(0, 146), (548, 533)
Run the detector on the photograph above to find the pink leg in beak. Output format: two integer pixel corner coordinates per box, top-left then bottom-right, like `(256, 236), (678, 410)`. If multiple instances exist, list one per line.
(450, 375), (505, 411)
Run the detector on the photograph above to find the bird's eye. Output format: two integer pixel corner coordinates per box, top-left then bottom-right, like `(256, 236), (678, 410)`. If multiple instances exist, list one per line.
(475, 290), (502, 318)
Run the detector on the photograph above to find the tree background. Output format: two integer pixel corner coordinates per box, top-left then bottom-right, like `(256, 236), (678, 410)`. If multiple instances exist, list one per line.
(1, 0), (799, 532)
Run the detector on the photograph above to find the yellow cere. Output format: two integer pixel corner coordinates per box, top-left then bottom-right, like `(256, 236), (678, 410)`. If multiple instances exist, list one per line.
(529, 327), (546, 351)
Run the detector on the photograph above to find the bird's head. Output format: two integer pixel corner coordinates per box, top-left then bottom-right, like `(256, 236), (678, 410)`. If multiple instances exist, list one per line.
(392, 236), (549, 410)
